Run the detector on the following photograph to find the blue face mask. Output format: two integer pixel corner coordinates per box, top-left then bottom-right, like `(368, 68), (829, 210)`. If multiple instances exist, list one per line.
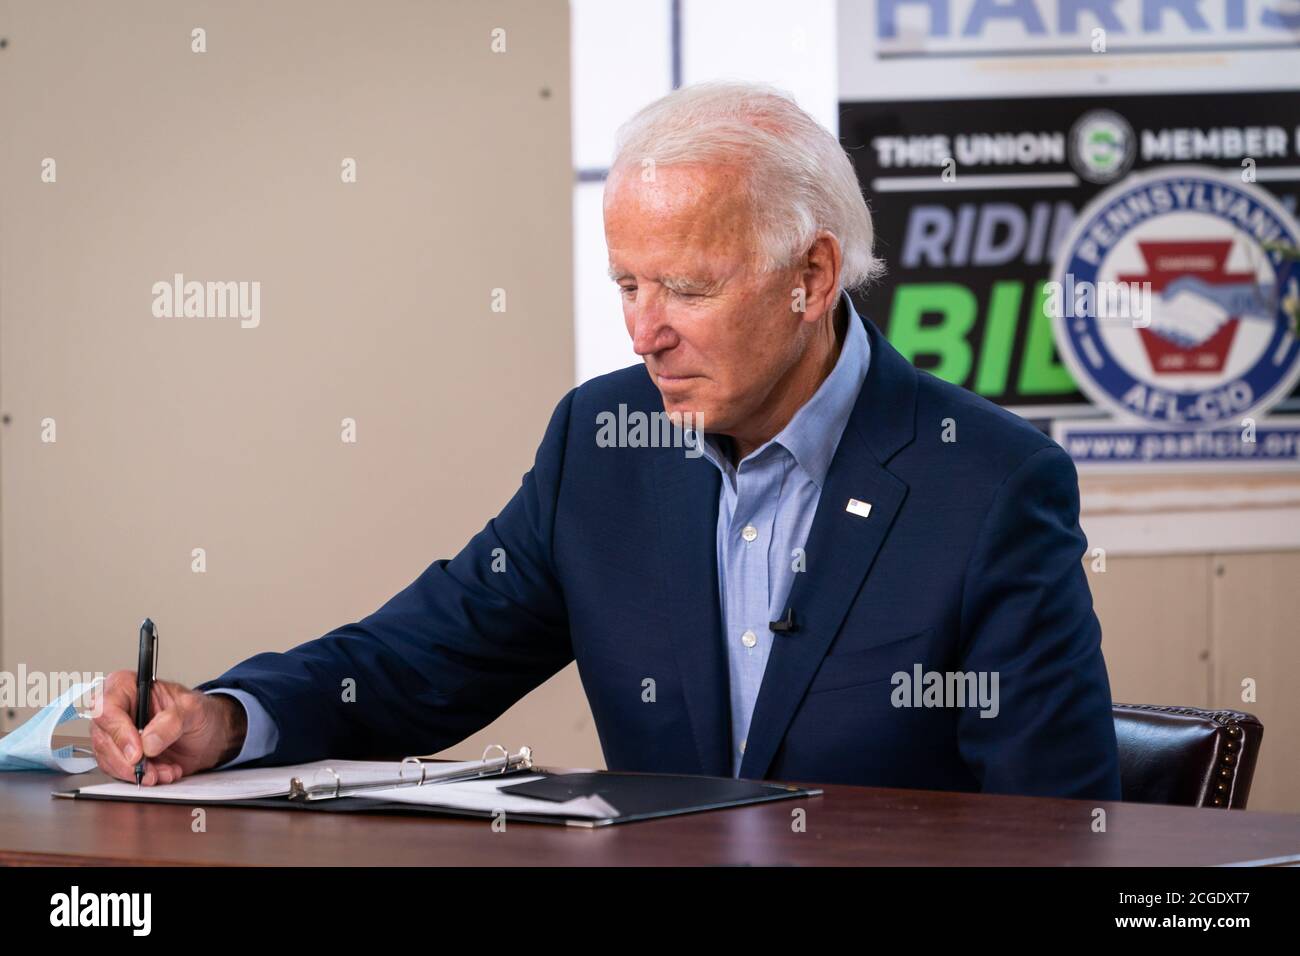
(0, 677), (102, 773)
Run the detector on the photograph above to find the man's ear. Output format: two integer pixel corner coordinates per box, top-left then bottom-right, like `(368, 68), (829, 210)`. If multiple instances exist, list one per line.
(797, 230), (842, 323)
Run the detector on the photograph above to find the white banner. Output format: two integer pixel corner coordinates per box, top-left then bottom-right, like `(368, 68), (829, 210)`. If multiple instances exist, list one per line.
(839, 0), (1300, 99)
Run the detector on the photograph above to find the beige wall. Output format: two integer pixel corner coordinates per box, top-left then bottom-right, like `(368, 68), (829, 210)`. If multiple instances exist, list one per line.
(0, 0), (605, 768)
(1093, 552), (1300, 814)
(1084, 470), (1300, 814)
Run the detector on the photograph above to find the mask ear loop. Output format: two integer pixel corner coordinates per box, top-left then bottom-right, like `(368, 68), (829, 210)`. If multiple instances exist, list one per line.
(71, 680), (108, 754)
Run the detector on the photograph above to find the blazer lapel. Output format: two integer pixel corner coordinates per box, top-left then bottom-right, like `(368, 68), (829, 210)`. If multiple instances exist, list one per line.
(738, 317), (919, 780)
(653, 449), (732, 776)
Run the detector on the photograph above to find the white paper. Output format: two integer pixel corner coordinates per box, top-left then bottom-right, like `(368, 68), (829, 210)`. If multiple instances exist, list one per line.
(71, 760), (617, 821)
(354, 773), (619, 820)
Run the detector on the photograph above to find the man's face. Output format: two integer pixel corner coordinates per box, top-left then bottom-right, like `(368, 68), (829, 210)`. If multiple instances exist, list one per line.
(603, 163), (812, 435)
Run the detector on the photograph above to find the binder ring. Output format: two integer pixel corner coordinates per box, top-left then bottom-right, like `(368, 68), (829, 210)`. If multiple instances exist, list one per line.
(400, 756), (428, 786)
(314, 766), (343, 799)
(482, 743), (509, 774)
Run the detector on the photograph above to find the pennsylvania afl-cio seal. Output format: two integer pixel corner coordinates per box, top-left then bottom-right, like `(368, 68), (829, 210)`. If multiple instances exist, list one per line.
(1051, 166), (1300, 429)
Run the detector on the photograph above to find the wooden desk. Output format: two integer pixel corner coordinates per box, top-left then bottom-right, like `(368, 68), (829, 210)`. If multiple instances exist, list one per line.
(2, 752), (1298, 866)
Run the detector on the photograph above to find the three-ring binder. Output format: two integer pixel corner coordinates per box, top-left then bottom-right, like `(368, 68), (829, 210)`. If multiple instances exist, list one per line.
(60, 743), (822, 825)
(286, 744), (534, 801)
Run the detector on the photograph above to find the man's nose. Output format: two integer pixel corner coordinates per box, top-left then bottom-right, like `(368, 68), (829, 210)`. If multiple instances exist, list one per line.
(629, 297), (677, 356)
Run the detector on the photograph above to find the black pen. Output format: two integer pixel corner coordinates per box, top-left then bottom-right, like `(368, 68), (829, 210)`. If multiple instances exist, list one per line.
(135, 618), (159, 787)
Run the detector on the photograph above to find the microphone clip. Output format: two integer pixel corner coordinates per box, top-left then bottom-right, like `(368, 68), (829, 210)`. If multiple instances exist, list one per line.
(769, 608), (798, 634)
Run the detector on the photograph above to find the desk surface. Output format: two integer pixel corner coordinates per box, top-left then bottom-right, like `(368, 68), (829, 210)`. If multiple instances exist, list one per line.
(2, 755), (1298, 866)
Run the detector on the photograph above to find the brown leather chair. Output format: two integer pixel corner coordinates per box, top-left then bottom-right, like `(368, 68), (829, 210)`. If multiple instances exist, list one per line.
(1114, 703), (1263, 809)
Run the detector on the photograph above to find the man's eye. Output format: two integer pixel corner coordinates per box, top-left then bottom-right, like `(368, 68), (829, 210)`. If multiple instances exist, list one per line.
(619, 286), (637, 298)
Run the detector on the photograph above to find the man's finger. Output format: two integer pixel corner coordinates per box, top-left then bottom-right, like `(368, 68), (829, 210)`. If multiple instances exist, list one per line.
(90, 724), (134, 781)
(96, 670), (138, 714)
(140, 706), (184, 758)
(100, 711), (144, 764)
(91, 671), (143, 763)
(141, 759), (177, 787)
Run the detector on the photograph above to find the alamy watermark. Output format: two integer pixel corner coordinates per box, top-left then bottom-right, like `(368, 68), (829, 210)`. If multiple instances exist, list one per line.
(595, 404), (704, 458)
(0, 667), (104, 714)
(50, 886), (151, 935)
(891, 665), (1000, 719)
(1043, 276), (1152, 326)
(152, 273), (260, 328)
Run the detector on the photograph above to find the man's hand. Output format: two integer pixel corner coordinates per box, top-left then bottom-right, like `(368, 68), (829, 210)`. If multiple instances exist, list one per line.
(89, 671), (248, 785)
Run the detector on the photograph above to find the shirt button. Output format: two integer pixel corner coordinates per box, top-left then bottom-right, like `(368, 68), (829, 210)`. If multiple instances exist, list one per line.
(741, 525), (758, 542)
(741, 629), (757, 648)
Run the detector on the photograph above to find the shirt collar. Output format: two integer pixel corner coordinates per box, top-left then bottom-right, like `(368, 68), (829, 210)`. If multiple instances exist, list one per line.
(700, 290), (871, 489)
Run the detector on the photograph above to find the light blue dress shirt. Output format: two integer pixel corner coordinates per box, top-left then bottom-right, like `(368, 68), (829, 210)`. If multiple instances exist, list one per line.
(698, 296), (870, 774)
(212, 295), (870, 774)
(205, 688), (278, 768)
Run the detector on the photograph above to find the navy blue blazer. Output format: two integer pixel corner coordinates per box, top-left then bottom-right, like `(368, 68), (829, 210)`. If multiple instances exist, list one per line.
(200, 313), (1122, 800)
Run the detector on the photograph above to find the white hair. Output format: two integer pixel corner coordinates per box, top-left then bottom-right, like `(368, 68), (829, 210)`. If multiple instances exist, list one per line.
(609, 80), (885, 293)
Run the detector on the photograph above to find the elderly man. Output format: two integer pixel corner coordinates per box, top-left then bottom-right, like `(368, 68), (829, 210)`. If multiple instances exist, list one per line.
(90, 81), (1121, 799)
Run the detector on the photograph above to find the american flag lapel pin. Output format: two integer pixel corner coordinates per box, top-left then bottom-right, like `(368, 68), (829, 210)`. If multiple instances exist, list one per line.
(845, 498), (872, 518)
